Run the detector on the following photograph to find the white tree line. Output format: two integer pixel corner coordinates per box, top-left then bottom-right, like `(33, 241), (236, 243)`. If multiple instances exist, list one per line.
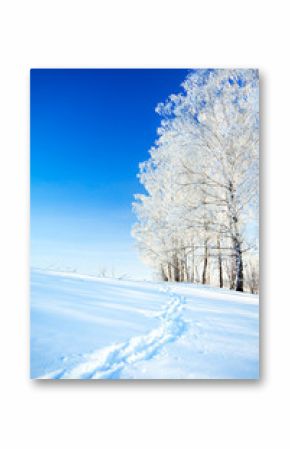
(132, 69), (259, 293)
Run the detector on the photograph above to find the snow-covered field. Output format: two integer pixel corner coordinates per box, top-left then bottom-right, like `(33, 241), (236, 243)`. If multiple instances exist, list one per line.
(30, 269), (259, 379)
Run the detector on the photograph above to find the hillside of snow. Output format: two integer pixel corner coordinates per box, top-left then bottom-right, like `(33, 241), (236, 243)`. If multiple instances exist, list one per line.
(30, 269), (259, 379)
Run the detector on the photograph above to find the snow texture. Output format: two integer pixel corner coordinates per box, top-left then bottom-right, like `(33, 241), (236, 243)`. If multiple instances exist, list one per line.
(31, 269), (259, 379)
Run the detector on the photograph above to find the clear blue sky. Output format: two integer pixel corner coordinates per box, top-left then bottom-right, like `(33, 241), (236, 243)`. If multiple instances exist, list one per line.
(30, 69), (189, 278)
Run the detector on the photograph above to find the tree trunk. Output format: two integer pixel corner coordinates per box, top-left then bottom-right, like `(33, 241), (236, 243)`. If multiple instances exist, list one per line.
(190, 246), (195, 283)
(235, 240), (244, 292)
(168, 258), (173, 281)
(173, 254), (179, 282)
(179, 258), (184, 282)
(167, 263), (171, 282)
(228, 182), (243, 292)
(217, 237), (223, 288)
(202, 240), (208, 285)
(184, 251), (189, 282)
(160, 265), (168, 282)
(195, 265), (199, 284)
(229, 256), (236, 289)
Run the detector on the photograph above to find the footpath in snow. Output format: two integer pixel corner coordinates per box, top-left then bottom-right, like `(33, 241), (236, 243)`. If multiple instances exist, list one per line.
(31, 269), (259, 379)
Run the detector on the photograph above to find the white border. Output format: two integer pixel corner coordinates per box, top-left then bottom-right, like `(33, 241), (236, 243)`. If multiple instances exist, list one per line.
(0, 1), (288, 448)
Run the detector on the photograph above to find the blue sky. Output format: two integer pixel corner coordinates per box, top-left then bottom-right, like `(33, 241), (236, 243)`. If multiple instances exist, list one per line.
(31, 69), (189, 278)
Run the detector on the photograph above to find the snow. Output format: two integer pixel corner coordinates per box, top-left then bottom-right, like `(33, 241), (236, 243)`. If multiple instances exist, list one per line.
(31, 269), (259, 379)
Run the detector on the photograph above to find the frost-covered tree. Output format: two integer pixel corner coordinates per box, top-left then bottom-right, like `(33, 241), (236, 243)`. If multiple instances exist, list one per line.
(133, 69), (259, 292)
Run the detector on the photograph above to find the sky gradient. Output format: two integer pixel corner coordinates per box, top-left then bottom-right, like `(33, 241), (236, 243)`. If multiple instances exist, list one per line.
(30, 69), (189, 278)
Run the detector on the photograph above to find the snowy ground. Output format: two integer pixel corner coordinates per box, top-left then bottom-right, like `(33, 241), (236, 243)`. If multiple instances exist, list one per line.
(30, 269), (259, 379)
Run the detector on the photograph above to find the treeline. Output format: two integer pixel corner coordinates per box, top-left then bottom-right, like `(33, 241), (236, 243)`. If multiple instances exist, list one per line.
(132, 69), (259, 293)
